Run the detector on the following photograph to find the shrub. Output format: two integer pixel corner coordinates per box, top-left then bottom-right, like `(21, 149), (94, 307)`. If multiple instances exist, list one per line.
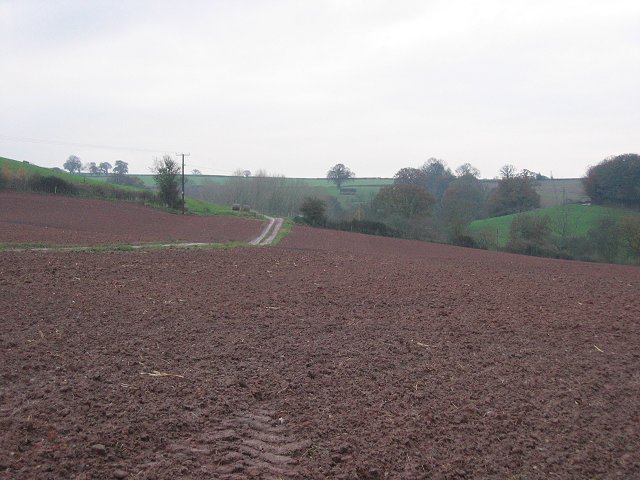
(26, 175), (76, 194)
(506, 213), (558, 257)
(587, 217), (621, 263)
(327, 219), (401, 237)
(109, 175), (146, 188)
(300, 197), (326, 226)
(450, 234), (478, 248)
(619, 216), (640, 259)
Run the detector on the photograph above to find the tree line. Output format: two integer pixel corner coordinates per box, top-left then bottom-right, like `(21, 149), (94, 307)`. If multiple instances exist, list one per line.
(0, 160), (156, 204)
(300, 154), (640, 264)
(307, 159), (541, 244)
(42, 150), (640, 264)
(62, 155), (144, 187)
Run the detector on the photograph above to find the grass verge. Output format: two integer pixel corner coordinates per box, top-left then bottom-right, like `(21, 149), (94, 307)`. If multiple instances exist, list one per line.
(0, 240), (249, 254)
(270, 219), (294, 246)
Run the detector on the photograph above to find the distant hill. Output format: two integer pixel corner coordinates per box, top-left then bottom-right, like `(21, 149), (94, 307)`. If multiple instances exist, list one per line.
(2, 155), (590, 212)
(111, 174), (586, 209)
(0, 156), (251, 217)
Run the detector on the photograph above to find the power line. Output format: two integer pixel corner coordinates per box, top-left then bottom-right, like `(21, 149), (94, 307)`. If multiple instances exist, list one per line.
(0, 134), (174, 154)
(1, 134), (232, 175)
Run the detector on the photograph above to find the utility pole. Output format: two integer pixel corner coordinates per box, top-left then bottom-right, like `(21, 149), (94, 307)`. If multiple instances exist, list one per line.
(176, 153), (190, 214)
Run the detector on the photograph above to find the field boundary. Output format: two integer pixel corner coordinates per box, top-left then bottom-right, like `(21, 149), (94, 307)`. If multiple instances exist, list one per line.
(1, 215), (288, 253)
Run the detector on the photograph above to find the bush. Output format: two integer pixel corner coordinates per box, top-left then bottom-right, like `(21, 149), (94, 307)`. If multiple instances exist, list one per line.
(300, 197), (326, 226)
(450, 234), (478, 248)
(472, 228), (498, 250)
(587, 217), (621, 263)
(109, 175), (146, 188)
(26, 175), (76, 194)
(327, 219), (401, 237)
(506, 213), (558, 257)
(562, 237), (595, 262)
(76, 182), (157, 204)
(619, 216), (640, 259)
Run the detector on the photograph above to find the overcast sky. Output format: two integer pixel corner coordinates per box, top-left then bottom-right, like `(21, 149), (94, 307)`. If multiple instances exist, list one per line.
(1, 0), (638, 178)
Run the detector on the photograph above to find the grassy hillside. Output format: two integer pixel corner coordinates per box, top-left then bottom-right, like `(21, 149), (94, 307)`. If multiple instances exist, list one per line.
(468, 204), (639, 247)
(95, 174), (231, 188)
(113, 174), (392, 199)
(1, 156), (254, 218)
(143, 174), (583, 208)
(1, 156), (108, 187)
(3, 156), (589, 216)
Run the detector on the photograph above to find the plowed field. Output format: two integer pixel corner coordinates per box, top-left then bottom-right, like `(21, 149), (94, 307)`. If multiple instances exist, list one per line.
(1, 222), (640, 478)
(0, 192), (263, 245)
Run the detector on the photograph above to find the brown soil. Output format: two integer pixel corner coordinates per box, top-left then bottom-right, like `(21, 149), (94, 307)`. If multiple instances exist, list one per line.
(0, 192), (263, 245)
(1, 225), (640, 478)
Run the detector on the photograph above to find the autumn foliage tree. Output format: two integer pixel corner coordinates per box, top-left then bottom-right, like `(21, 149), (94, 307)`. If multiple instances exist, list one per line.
(486, 167), (540, 216)
(393, 167), (427, 187)
(372, 183), (435, 239)
(506, 213), (555, 257)
(583, 153), (640, 207)
(374, 184), (435, 219)
(441, 175), (485, 239)
(421, 158), (455, 201)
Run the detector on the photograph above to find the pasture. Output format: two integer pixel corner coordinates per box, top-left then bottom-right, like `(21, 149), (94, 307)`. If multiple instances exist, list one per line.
(468, 204), (640, 247)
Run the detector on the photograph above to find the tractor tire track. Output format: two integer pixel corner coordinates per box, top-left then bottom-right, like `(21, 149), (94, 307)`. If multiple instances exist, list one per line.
(250, 216), (284, 246)
(211, 409), (310, 479)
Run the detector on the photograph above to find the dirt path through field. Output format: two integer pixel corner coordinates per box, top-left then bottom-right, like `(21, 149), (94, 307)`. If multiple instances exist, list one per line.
(250, 215), (284, 246)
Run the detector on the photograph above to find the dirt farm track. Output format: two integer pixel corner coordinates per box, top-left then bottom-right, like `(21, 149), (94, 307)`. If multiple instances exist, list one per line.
(1, 194), (640, 478)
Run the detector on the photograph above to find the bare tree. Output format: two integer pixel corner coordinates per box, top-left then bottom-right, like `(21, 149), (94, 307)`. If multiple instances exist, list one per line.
(327, 163), (355, 190)
(499, 164), (517, 179)
(455, 163), (480, 178)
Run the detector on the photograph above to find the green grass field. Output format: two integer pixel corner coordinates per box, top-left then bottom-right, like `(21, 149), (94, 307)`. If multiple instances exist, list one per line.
(183, 197), (263, 218)
(0, 156), (260, 218)
(0, 156), (109, 187)
(468, 204), (640, 247)
(121, 174), (393, 197)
